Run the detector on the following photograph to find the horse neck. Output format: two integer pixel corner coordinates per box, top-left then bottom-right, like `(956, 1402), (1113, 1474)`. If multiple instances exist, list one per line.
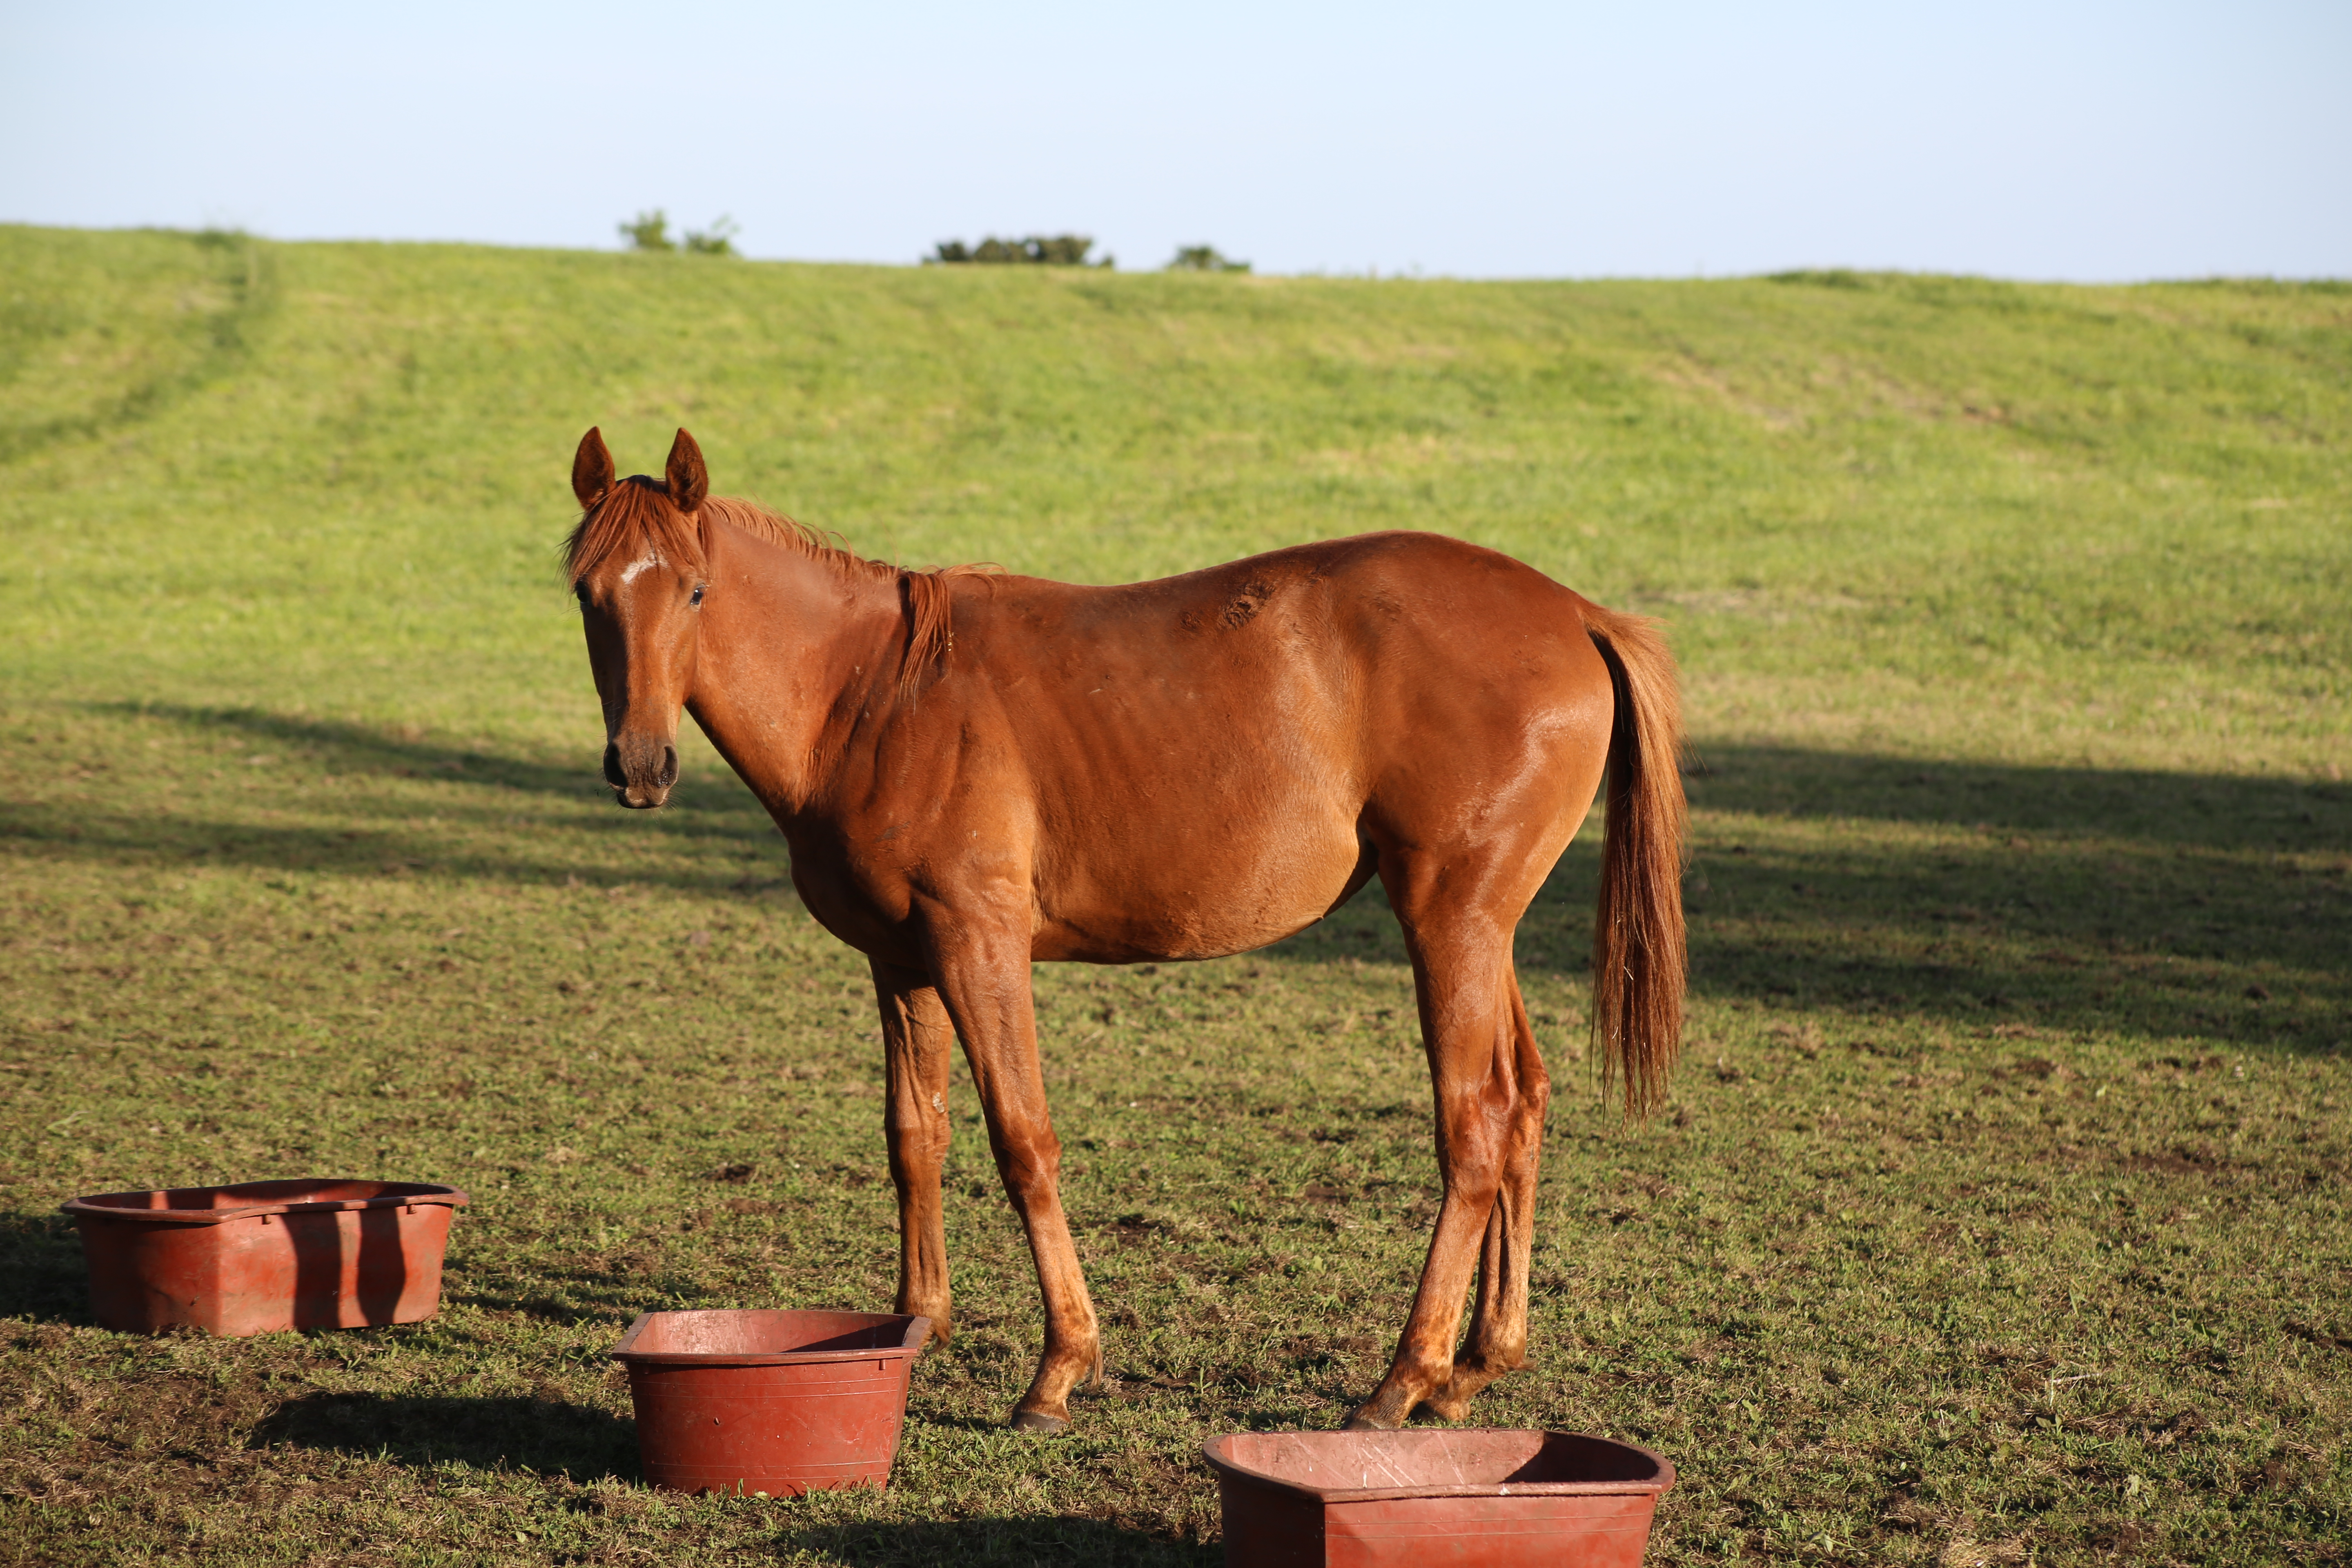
(686, 519), (904, 814)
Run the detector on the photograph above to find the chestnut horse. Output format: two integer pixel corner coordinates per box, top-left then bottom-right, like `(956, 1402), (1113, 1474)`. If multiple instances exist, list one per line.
(566, 428), (1686, 1432)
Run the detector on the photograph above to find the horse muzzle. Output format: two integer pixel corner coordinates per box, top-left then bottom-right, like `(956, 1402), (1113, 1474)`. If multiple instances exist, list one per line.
(604, 737), (679, 810)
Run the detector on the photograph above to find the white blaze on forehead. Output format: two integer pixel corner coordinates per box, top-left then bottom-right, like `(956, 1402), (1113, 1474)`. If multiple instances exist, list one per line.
(617, 550), (664, 586)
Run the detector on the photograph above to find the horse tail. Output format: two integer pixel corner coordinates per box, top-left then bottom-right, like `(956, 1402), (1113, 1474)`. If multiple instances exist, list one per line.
(1581, 604), (1689, 1118)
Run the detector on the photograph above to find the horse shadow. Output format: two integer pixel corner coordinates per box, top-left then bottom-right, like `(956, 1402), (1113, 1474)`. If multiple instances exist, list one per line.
(1661, 744), (2350, 1054)
(22, 704), (2349, 1052)
(787, 1516), (1216, 1567)
(9, 702), (784, 895)
(1275, 743), (2351, 1057)
(248, 1390), (638, 1481)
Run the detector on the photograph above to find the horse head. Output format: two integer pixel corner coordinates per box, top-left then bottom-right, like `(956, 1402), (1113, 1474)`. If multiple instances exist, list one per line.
(566, 426), (711, 810)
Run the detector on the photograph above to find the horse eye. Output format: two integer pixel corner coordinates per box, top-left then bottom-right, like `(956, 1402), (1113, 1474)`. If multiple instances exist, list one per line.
(572, 583), (590, 606)
(690, 585), (706, 607)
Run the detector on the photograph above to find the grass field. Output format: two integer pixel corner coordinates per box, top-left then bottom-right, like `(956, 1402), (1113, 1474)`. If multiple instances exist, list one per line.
(1, 224), (2347, 1565)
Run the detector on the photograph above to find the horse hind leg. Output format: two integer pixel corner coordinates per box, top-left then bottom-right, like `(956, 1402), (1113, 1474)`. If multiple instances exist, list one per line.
(1421, 967), (1548, 1421)
(1346, 909), (1524, 1431)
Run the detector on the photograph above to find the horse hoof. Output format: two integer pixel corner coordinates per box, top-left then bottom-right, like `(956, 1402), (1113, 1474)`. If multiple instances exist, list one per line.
(1341, 1408), (1398, 1432)
(1009, 1409), (1069, 1434)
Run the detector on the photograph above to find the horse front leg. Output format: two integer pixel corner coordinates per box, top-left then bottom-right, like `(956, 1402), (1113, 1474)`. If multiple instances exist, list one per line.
(922, 922), (1101, 1432)
(872, 958), (957, 1343)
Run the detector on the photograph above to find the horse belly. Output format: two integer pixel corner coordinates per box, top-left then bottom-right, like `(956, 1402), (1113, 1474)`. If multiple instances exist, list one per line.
(1032, 815), (1366, 964)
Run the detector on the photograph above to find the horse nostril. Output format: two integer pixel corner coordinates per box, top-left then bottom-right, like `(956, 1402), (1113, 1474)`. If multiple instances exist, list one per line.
(658, 746), (679, 787)
(603, 743), (626, 788)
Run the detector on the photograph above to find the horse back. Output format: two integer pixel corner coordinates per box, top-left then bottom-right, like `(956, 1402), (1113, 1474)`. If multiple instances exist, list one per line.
(853, 532), (1616, 961)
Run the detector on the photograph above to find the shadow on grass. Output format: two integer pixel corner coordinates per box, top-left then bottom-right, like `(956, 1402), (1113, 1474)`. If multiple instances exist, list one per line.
(13, 708), (2350, 1051)
(249, 1390), (637, 1481)
(0, 702), (783, 895)
(0, 1211), (94, 1323)
(1685, 743), (2347, 851)
(1276, 744), (2352, 1056)
(790, 1516), (1215, 1567)
(452, 1266), (679, 1324)
(83, 702), (655, 815)
(1673, 745), (2349, 1054)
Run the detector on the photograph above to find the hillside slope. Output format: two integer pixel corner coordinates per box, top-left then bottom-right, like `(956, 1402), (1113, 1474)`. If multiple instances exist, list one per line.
(2, 225), (2344, 772)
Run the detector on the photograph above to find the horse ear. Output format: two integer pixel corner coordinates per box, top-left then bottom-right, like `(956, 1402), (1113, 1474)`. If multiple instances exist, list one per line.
(666, 428), (709, 514)
(572, 427), (614, 510)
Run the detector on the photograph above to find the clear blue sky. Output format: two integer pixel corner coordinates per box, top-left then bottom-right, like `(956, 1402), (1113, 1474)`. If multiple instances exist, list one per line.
(3, 0), (2344, 278)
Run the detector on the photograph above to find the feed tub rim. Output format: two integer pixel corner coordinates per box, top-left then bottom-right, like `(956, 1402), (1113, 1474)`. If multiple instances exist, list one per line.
(610, 1307), (934, 1368)
(62, 1178), (470, 1227)
(1201, 1428), (1677, 1505)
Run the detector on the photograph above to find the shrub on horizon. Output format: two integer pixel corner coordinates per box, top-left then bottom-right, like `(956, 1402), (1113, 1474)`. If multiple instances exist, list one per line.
(928, 235), (1113, 268)
(620, 210), (674, 252)
(619, 211), (739, 256)
(1166, 245), (1250, 273)
(683, 217), (739, 256)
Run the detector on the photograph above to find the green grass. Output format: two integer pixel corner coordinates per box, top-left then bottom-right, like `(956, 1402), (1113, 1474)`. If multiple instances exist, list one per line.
(0, 224), (2346, 1565)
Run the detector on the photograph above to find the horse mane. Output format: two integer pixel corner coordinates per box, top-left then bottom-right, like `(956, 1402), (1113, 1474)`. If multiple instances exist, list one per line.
(564, 475), (964, 697)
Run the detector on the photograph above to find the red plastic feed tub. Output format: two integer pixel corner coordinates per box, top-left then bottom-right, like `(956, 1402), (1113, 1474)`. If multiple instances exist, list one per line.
(611, 1309), (933, 1497)
(62, 1178), (468, 1336)
(1203, 1428), (1675, 1568)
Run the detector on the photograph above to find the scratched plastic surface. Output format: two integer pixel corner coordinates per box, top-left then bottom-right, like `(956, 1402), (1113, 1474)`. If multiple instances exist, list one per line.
(1203, 1429), (1675, 1568)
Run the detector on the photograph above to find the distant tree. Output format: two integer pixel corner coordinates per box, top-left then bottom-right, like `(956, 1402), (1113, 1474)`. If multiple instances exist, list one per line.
(928, 235), (1112, 268)
(620, 210), (675, 252)
(1167, 245), (1250, 273)
(621, 211), (737, 256)
(683, 216), (739, 256)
